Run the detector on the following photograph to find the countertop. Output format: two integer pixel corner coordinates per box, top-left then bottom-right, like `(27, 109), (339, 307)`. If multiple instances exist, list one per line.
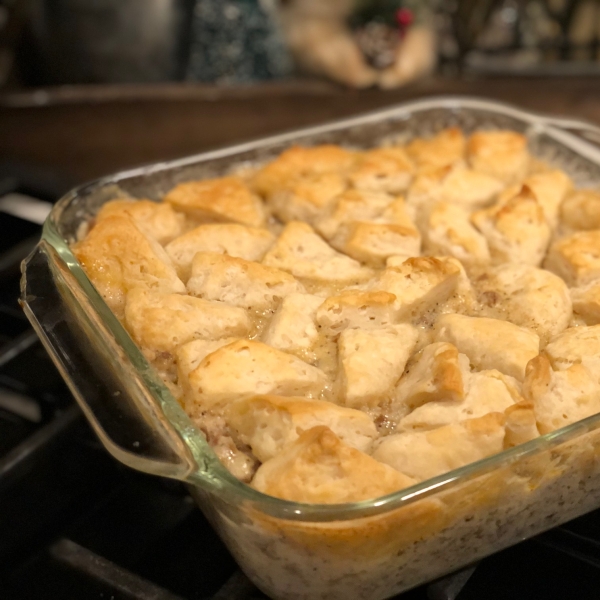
(2, 76), (600, 184)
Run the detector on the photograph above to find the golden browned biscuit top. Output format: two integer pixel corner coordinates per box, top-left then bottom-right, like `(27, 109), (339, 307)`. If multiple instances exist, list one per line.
(73, 128), (600, 504)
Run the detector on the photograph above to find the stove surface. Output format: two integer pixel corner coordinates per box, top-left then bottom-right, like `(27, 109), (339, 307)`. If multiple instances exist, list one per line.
(2, 164), (600, 600)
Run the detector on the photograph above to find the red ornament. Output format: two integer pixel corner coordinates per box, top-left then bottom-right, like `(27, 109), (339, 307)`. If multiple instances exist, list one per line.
(395, 7), (413, 39)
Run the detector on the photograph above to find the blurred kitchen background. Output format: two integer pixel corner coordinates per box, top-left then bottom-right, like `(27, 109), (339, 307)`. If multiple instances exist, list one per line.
(2, 0), (600, 184)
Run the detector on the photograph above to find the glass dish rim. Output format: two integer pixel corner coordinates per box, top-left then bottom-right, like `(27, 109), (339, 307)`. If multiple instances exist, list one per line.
(39, 95), (600, 522)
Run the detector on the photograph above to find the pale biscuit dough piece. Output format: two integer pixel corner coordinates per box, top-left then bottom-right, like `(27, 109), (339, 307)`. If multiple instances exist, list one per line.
(96, 199), (185, 245)
(253, 145), (357, 224)
(164, 176), (266, 227)
(337, 324), (419, 408)
(184, 340), (329, 409)
(73, 214), (185, 319)
(525, 169), (573, 227)
(187, 252), (304, 311)
(394, 342), (469, 410)
(473, 264), (572, 344)
(425, 202), (490, 267)
(175, 337), (240, 402)
(252, 426), (415, 503)
(407, 165), (503, 212)
(471, 187), (551, 266)
(367, 256), (463, 320)
(316, 291), (399, 335)
(124, 288), (250, 359)
(543, 325), (600, 373)
(544, 230), (600, 287)
(315, 189), (394, 239)
(433, 314), (540, 381)
(165, 224), (275, 281)
(382, 255), (474, 306)
(398, 369), (521, 431)
(436, 166), (504, 208)
(571, 282), (600, 325)
(227, 395), (378, 462)
(372, 413), (506, 481)
(523, 354), (600, 434)
(560, 189), (600, 231)
(405, 127), (466, 170)
(329, 199), (421, 267)
(316, 192), (421, 266)
(262, 221), (373, 283)
(349, 146), (415, 193)
(253, 144), (357, 197)
(262, 293), (324, 357)
(504, 401), (539, 448)
(267, 172), (347, 225)
(467, 130), (530, 184)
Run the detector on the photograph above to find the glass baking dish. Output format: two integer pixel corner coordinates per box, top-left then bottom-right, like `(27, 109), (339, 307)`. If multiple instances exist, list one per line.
(20, 97), (600, 600)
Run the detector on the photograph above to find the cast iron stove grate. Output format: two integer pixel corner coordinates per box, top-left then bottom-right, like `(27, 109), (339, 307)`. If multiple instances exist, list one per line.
(1, 164), (600, 600)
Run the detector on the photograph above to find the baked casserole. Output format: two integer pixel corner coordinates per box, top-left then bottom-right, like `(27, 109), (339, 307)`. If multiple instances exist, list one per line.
(71, 124), (600, 507)
(24, 99), (600, 600)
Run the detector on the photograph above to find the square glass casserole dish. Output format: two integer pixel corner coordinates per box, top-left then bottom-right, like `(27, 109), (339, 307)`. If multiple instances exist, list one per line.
(20, 96), (600, 600)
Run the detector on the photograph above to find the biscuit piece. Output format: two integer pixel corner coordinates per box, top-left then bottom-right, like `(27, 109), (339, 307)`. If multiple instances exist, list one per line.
(266, 172), (347, 225)
(394, 342), (469, 410)
(253, 145), (357, 197)
(425, 202), (490, 267)
(473, 264), (572, 344)
(316, 192), (421, 266)
(73, 215), (185, 318)
(405, 127), (466, 170)
(227, 395), (378, 462)
(543, 325), (600, 373)
(329, 199), (421, 267)
(253, 145), (357, 224)
(471, 187), (551, 266)
(368, 256), (463, 320)
(165, 224), (275, 281)
(504, 401), (539, 448)
(372, 413), (506, 481)
(252, 426), (415, 503)
(498, 170), (572, 228)
(398, 370), (521, 431)
(96, 199), (185, 244)
(315, 189), (394, 239)
(544, 230), (600, 287)
(571, 282), (600, 325)
(262, 222), (373, 283)
(187, 252), (303, 311)
(560, 189), (600, 231)
(408, 165), (503, 211)
(433, 314), (540, 381)
(184, 340), (329, 409)
(316, 291), (399, 335)
(349, 147), (414, 193)
(124, 289), (250, 358)
(337, 324), (419, 408)
(175, 337), (240, 402)
(523, 354), (600, 434)
(262, 293), (324, 357)
(525, 169), (573, 227)
(467, 130), (530, 183)
(164, 176), (266, 227)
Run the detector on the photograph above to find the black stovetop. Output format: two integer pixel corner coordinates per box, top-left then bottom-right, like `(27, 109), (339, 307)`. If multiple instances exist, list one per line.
(1, 165), (600, 600)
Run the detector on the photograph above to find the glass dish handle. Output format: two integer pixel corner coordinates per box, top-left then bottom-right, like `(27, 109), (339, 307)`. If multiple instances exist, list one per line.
(539, 115), (600, 147)
(20, 242), (198, 481)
